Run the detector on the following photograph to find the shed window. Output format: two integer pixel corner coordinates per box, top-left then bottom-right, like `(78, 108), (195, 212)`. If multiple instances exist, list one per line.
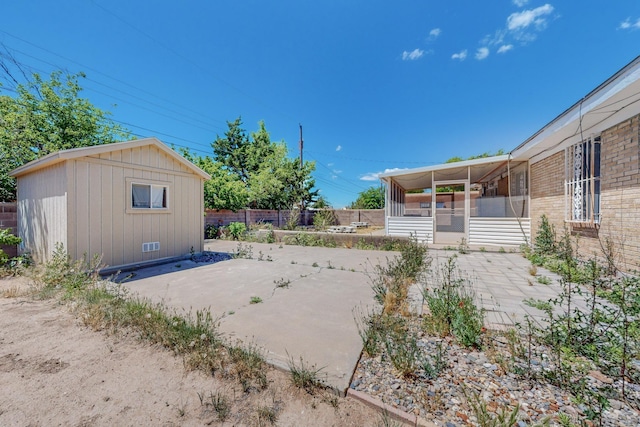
(132, 183), (167, 209)
(565, 137), (600, 224)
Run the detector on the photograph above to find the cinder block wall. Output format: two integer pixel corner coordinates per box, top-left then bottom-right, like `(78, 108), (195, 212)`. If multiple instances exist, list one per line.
(530, 114), (640, 269)
(0, 202), (18, 258)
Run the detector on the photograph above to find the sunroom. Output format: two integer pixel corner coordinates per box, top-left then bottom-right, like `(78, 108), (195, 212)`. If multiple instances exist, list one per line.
(379, 156), (530, 247)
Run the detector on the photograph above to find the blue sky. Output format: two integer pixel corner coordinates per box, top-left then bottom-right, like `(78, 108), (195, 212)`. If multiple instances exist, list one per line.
(2, 1), (639, 207)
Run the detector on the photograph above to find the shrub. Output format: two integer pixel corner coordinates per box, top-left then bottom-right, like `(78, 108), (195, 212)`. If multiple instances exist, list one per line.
(312, 209), (337, 231)
(422, 255), (484, 348)
(228, 222), (247, 240)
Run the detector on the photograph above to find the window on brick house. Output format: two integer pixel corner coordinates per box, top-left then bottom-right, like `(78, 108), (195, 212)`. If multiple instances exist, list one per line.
(565, 136), (601, 223)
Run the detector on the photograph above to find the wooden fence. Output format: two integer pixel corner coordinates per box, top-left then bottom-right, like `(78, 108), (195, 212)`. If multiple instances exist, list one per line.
(0, 202), (18, 258)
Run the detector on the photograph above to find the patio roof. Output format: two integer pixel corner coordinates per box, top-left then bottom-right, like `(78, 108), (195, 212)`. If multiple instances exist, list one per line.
(511, 55), (640, 163)
(378, 154), (510, 191)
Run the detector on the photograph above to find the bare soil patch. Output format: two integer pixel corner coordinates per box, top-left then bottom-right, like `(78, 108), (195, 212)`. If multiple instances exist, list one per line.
(0, 277), (383, 427)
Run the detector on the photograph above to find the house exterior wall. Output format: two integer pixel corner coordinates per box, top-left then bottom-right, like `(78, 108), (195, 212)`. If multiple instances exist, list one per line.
(65, 144), (204, 268)
(16, 162), (68, 263)
(530, 114), (640, 269)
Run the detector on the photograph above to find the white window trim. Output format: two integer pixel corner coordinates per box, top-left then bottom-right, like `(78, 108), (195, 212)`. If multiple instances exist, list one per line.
(564, 136), (601, 225)
(125, 177), (172, 214)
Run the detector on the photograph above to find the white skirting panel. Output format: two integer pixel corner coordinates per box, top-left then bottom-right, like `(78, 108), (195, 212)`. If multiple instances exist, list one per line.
(387, 216), (433, 243)
(468, 217), (530, 246)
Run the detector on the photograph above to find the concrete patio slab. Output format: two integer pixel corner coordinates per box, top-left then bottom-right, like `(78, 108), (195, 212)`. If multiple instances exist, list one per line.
(119, 241), (394, 393)
(118, 240), (569, 394)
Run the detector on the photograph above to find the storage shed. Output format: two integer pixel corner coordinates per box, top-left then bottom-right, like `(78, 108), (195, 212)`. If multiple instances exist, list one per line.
(10, 138), (210, 269)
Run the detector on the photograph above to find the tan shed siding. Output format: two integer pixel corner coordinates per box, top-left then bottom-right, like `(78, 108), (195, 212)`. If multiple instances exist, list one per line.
(67, 144), (204, 268)
(16, 162), (67, 263)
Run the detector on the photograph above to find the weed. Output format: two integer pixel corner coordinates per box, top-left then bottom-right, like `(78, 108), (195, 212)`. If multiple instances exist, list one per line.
(290, 260), (297, 264)
(2, 285), (23, 298)
(312, 262), (319, 267)
(228, 222), (247, 240)
(287, 353), (325, 392)
(250, 296), (262, 304)
(209, 391), (230, 421)
(457, 237), (470, 254)
(536, 275), (551, 285)
(528, 264), (538, 276)
(274, 278), (290, 289)
(422, 255), (484, 348)
(234, 242), (253, 259)
(227, 341), (267, 392)
(479, 246), (487, 252)
(255, 404), (278, 425)
(284, 210), (300, 230)
(377, 408), (403, 427)
(313, 209), (337, 231)
(326, 260), (335, 269)
(498, 247), (506, 253)
(228, 311), (235, 315)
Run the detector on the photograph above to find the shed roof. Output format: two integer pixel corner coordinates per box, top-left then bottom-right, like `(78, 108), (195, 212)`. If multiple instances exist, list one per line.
(10, 137), (211, 180)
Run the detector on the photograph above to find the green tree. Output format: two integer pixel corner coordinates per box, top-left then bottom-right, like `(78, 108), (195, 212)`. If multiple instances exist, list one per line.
(350, 186), (385, 209)
(445, 149), (505, 163)
(0, 70), (130, 201)
(211, 118), (318, 210)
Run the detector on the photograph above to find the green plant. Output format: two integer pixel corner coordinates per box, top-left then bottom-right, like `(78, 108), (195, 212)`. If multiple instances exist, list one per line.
(0, 228), (21, 263)
(208, 391), (230, 421)
(250, 296), (262, 304)
(204, 223), (220, 239)
(312, 262), (319, 267)
(234, 242), (253, 259)
(479, 246), (487, 252)
(422, 255), (484, 348)
(313, 209), (337, 231)
(536, 275), (551, 285)
(274, 278), (290, 289)
(457, 237), (470, 254)
(534, 214), (556, 255)
(287, 354), (324, 392)
(284, 209), (300, 230)
(255, 404), (278, 425)
(227, 341), (267, 391)
(228, 222), (247, 240)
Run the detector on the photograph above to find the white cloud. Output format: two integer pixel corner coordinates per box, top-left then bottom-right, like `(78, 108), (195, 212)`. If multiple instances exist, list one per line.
(327, 162), (334, 167)
(402, 48), (425, 60)
(360, 168), (407, 181)
(335, 145), (342, 152)
(497, 44), (514, 53)
(507, 4), (554, 31)
(619, 17), (640, 30)
(512, 0), (529, 6)
(428, 28), (441, 39)
(332, 169), (342, 175)
(475, 47), (490, 60)
(451, 50), (468, 61)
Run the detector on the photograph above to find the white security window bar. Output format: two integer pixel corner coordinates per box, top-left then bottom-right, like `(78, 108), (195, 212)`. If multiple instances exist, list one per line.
(565, 136), (601, 223)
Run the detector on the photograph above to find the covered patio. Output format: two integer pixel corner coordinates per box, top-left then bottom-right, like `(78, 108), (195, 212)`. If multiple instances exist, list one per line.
(379, 156), (530, 246)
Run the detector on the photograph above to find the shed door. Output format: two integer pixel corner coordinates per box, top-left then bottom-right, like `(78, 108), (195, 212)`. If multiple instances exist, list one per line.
(434, 182), (468, 245)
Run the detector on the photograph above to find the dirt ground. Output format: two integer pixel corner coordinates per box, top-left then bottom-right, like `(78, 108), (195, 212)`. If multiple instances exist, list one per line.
(0, 277), (385, 427)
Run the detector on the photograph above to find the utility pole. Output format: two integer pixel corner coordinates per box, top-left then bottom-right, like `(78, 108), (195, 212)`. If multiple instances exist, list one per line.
(299, 123), (304, 211)
(299, 123), (303, 169)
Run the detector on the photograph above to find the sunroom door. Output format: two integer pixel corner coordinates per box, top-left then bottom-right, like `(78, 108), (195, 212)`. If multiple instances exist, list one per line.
(433, 181), (468, 245)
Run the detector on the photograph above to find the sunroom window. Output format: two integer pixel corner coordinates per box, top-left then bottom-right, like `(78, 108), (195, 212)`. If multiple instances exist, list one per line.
(566, 137), (600, 224)
(132, 183), (167, 209)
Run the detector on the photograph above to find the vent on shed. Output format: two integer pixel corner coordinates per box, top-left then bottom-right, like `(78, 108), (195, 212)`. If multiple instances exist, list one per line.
(142, 242), (160, 252)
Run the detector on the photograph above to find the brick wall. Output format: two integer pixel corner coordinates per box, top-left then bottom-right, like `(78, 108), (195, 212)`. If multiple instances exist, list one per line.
(0, 202), (18, 258)
(530, 114), (640, 269)
(530, 151), (565, 241)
